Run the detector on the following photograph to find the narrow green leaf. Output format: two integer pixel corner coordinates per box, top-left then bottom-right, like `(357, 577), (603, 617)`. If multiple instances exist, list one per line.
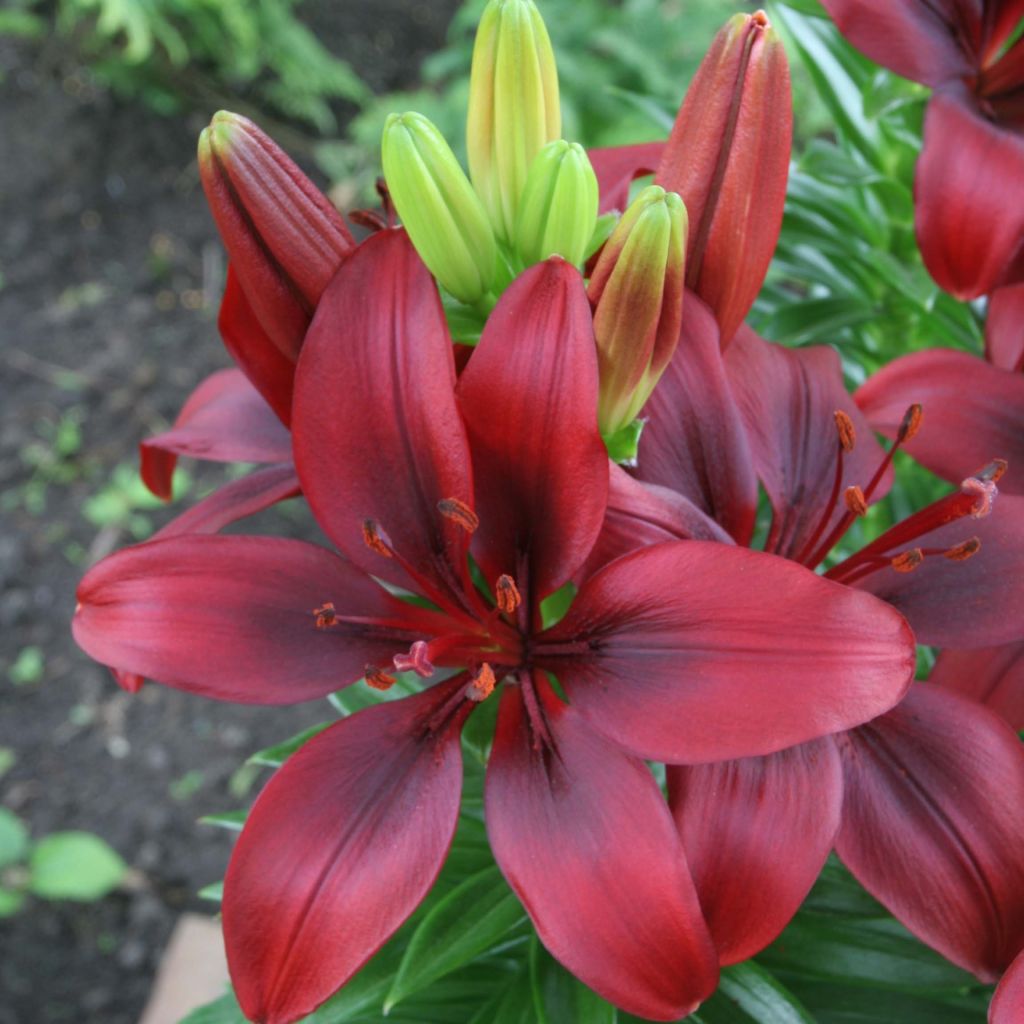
(199, 809), (247, 832)
(0, 807), (29, 869)
(198, 881), (224, 903)
(530, 939), (618, 1024)
(247, 722), (332, 767)
(28, 831), (126, 901)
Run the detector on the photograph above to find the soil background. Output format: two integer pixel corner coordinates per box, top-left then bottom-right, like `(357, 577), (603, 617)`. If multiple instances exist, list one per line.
(0, 3), (458, 1021)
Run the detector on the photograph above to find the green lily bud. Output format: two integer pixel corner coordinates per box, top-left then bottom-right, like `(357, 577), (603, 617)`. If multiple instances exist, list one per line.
(467, 0), (561, 243)
(587, 185), (688, 439)
(381, 112), (497, 305)
(515, 140), (598, 267)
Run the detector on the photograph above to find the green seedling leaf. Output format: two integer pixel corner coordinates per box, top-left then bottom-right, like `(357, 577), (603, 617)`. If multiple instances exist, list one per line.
(29, 831), (126, 901)
(0, 808), (29, 869)
(0, 887), (26, 917)
(9, 646), (43, 686)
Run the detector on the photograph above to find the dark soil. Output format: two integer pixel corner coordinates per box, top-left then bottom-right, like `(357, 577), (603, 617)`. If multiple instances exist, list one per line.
(0, 4), (457, 1022)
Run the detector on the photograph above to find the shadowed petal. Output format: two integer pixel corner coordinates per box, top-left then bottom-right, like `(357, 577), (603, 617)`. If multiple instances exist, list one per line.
(987, 283), (1024, 373)
(635, 292), (757, 544)
(458, 258), (608, 602)
(931, 644), (1024, 730)
(140, 369), (292, 500)
(837, 685), (1024, 980)
(293, 229), (476, 612)
(225, 679), (467, 1024)
(668, 738), (842, 965)
(726, 326), (891, 561)
(72, 535), (449, 703)
(485, 682), (718, 1021)
(915, 84), (1024, 299)
(539, 541), (914, 763)
(991, 951), (1024, 1024)
(588, 142), (665, 214)
(856, 348), (1024, 496)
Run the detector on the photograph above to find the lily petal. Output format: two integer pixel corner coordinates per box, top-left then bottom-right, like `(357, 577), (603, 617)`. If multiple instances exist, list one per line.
(587, 142), (665, 215)
(140, 368), (292, 501)
(668, 738), (842, 965)
(930, 644), (1024, 731)
(225, 679), (467, 1024)
(856, 348), (1024, 496)
(458, 257), (608, 602)
(635, 292), (757, 544)
(915, 84), (1024, 299)
(485, 681), (718, 1021)
(292, 229), (476, 612)
(726, 326), (891, 561)
(837, 685), (1024, 980)
(991, 951), (1024, 1024)
(72, 535), (449, 704)
(986, 283), (1024, 373)
(539, 541), (915, 763)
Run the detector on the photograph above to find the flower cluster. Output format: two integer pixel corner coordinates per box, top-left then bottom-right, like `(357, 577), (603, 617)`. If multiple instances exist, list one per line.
(71, 2), (1024, 1022)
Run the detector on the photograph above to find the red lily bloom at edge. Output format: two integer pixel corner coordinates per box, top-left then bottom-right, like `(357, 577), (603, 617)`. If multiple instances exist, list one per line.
(73, 231), (913, 1024)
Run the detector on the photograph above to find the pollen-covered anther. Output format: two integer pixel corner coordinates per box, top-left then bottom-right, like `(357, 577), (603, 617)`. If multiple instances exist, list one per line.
(495, 574), (522, 614)
(833, 410), (856, 453)
(960, 476), (999, 518)
(362, 519), (394, 558)
(891, 548), (924, 573)
(437, 497), (480, 534)
(313, 602), (337, 629)
(467, 663), (497, 703)
(897, 403), (923, 443)
(365, 665), (397, 691)
(844, 485), (868, 517)
(393, 640), (435, 678)
(944, 537), (981, 562)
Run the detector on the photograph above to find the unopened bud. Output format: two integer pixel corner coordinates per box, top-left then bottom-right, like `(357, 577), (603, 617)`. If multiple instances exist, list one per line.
(588, 185), (688, 438)
(198, 111), (354, 362)
(382, 113), (498, 305)
(515, 140), (598, 267)
(467, 0), (561, 242)
(656, 11), (791, 347)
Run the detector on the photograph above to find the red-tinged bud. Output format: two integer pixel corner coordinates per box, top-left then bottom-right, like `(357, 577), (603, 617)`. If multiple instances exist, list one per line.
(656, 11), (791, 347)
(198, 111), (355, 362)
(588, 185), (688, 440)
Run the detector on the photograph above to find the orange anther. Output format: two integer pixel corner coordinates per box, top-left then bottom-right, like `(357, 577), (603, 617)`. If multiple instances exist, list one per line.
(976, 458), (1008, 483)
(362, 519), (393, 558)
(495, 574), (522, 614)
(897, 404), (923, 443)
(313, 602), (337, 629)
(944, 538), (981, 562)
(365, 665), (396, 691)
(438, 497), (480, 534)
(844, 485), (868, 517)
(467, 663), (497, 703)
(891, 548), (924, 573)
(833, 410), (856, 453)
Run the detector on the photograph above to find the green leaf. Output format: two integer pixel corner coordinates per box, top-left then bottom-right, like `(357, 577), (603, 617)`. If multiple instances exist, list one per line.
(28, 831), (126, 901)
(707, 962), (815, 1023)
(530, 939), (618, 1024)
(247, 722), (333, 768)
(0, 807), (29, 869)
(199, 810), (247, 832)
(0, 886), (26, 917)
(386, 866), (528, 1010)
(179, 989), (248, 1024)
(198, 881), (224, 903)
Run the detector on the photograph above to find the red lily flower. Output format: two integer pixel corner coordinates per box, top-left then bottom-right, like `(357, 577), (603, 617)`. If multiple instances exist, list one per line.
(992, 948), (1024, 1022)
(821, 0), (1024, 299)
(73, 231), (914, 1024)
(932, 641), (1024, 732)
(987, 282), (1024, 372)
(609, 305), (1024, 974)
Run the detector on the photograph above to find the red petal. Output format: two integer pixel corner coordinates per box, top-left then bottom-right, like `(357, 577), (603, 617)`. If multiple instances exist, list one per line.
(726, 325), (892, 561)
(931, 643), (1024, 731)
(634, 292), (757, 544)
(485, 682), (718, 1020)
(225, 680), (466, 1024)
(915, 85), (1024, 299)
(856, 348), (1024, 496)
(986, 283), (1024, 372)
(991, 951), (1024, 1024)
(853, 495), (1024, 648)
(140, 369), (292, 500)
(836, 685), (1024, 979)
(218, 266), (298, 425)
(458, 258), (608, 601)
(539, 541), (914, 763)
(668, 738), (842, 964)
(292, 230), (476, 612)
(587, 142), (665, 215)
(72, 535), (446, 704)
(155, 464), (300, 539)
(584, 464), (732, 576)
(821, 0), (978, 84)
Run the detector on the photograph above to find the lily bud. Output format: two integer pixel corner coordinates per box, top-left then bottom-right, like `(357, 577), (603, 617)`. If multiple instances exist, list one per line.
(382, 112), (498, 305)
(515, 140), (598, 267)
(198, 111), (355, 362)
(656, 11), (791, 347)
(588, 185), (688, 439)
(467, 0), (561, 242)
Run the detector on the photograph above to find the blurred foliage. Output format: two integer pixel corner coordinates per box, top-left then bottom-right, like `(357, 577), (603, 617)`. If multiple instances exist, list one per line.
(0, 0), (368, 130)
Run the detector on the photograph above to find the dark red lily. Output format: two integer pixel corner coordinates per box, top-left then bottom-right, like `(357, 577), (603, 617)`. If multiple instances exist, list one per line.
(988, 282), (1024, 371)
(932, 641), (1024, 732)
(821, 0), (1024, 299)
(992, 949), (1024, 1022)
(610, 305), (1024, 974)
(73, 230), (914, 1024)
